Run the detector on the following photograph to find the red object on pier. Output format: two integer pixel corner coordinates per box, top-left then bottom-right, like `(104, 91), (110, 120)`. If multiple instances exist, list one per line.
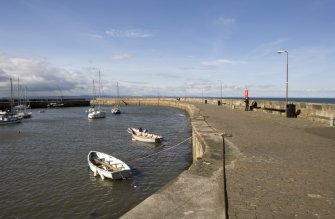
(244, 89), (249, 98)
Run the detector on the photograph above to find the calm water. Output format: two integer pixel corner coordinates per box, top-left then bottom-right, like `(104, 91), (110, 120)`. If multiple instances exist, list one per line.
(0, 106), (192, 218)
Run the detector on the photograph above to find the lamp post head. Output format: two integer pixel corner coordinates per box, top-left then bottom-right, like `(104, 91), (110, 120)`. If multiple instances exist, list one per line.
(277, 50), (287, 54)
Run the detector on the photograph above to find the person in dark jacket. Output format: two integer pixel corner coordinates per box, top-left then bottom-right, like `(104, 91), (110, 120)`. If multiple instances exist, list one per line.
(244, 97), (249, 111)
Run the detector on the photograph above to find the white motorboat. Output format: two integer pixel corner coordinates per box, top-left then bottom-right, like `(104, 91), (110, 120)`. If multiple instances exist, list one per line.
(127, 127), (163, 143)
(87, 151), (131, 180)
(88, 110), (106, 119)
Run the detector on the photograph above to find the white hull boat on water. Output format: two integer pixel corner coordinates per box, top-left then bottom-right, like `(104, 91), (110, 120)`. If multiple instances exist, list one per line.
(0, 112), (21, 125)
(127, 127), (163, 143)
(88, 151), (131, 180)
(87, 71), (106, 119)
(111, 107), (121, 114)
(88, 110), (106, 119)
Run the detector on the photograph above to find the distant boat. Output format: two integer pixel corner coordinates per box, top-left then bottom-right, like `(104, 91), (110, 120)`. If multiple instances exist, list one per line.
(0, 78), (22, 125)
(87, 151), (131, 180)
(47, 86), (64, 108)
(86, 80), (96, 113)
(111, 107), (121, 114)
(127, 127), (163, 143)
(15, 111), (32, 119)
(111, 82), (121, 114)
(13, 80), (32, 118)
(88, 71), (106, 119)
(88, 110), (106, 119)
(47, 102), (64, 108)
(0, 111), (21, 125)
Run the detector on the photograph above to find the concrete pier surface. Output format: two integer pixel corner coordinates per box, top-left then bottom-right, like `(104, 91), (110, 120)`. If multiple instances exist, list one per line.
(194, 103), (335, 218)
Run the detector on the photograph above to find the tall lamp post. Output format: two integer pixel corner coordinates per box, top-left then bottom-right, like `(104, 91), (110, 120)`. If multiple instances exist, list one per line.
(277, 50), (288, 105)
(218, 80), (222, 102)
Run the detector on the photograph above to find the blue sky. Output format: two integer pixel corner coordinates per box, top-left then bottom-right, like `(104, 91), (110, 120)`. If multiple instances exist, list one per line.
(0, 0), (334, 98)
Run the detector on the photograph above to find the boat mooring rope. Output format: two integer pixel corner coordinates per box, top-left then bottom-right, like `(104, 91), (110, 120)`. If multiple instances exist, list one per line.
(130, 136), (192, 163)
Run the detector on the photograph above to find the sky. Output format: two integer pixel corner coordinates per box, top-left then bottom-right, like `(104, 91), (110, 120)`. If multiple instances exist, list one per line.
(0, 0), (335, 98)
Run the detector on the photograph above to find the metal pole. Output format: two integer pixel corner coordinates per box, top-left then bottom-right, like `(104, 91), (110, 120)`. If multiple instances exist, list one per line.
(218, 80), (222, 101)
(221, 81), (223, 101)
(277, 50), (289, 105)
(286, 51), (288, 105)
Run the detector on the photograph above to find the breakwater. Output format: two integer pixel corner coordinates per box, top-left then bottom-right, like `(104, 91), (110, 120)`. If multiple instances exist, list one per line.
(0, 98), (90, 110)
(96, 97), (335, 125)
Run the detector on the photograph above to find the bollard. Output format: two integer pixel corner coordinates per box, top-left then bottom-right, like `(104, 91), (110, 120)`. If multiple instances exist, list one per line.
(330, 117), (334, 127)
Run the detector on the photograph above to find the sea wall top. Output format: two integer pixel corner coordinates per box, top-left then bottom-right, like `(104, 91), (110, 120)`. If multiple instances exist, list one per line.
(94, 97), (335, 125)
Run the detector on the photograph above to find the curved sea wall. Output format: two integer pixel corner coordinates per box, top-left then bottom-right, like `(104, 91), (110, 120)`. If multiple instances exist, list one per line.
(93, 98), (226, 218)
(95, 97), (335, 125)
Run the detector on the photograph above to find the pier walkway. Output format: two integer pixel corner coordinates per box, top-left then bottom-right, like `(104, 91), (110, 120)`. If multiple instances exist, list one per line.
(194, 103), (335, 218)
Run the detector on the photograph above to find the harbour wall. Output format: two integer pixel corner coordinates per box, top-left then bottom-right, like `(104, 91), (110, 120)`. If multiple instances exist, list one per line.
(0, 99), (90, 110)
(96, 97), (335, 125)
(94, 98), (226, 218)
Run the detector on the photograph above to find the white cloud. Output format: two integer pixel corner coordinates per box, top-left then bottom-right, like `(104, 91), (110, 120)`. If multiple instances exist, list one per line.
(200, 59), (245, 67)
(0, 52), (89, 96)
(105, 29), (152, 38)
(216, 17), (236, 26)
(111, 53), (132, 60)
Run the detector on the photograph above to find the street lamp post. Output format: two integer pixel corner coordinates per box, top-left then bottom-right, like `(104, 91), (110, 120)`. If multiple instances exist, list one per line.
(277, 50), (288, 105)
(218, 80), (222, 102)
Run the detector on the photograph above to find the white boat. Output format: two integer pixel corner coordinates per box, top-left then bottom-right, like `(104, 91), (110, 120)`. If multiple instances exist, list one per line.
(87, 151), (131, 180)
(15, 111), (32, 119)
(111, 107), (121, 114)
(47, 102), (64, 108)
(86, 80), (97, 113)
(88, 110), (106, 119)
(0, 111), (21, 125)
(13, 80), (32, 118)
(88, 71), (106, 119)
(0, 79), (22, 125)
(127, 127), (163, 143)
(111, 82), (121, 114)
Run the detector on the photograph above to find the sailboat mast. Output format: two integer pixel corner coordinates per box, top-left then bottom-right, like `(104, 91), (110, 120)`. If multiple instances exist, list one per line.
(98, 71), (102, 109)
(17, 77), (20, 106)
(10, 78), (13, 110)
(92, 80), (96, 100)
(117, 82), (119, 98)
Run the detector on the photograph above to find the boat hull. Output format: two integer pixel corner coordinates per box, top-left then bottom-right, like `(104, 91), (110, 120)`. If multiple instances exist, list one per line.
(127, 127), (163, 143)
(87, 151), (131, 180)
(88, 111), (106, 119)
(0, 114), (22, 125)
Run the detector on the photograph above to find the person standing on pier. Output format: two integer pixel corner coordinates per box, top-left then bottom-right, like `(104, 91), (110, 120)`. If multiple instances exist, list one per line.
(244, 88), (250, 111)
(244, 97), (250, 111)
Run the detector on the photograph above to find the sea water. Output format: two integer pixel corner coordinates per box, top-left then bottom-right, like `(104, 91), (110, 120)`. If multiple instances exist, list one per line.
(0, 106), (192, 218)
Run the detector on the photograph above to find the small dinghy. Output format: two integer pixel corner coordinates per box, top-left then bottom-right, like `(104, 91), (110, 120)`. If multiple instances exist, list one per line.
(87, 151), (131, 180)
(127, 127), (163, 143)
